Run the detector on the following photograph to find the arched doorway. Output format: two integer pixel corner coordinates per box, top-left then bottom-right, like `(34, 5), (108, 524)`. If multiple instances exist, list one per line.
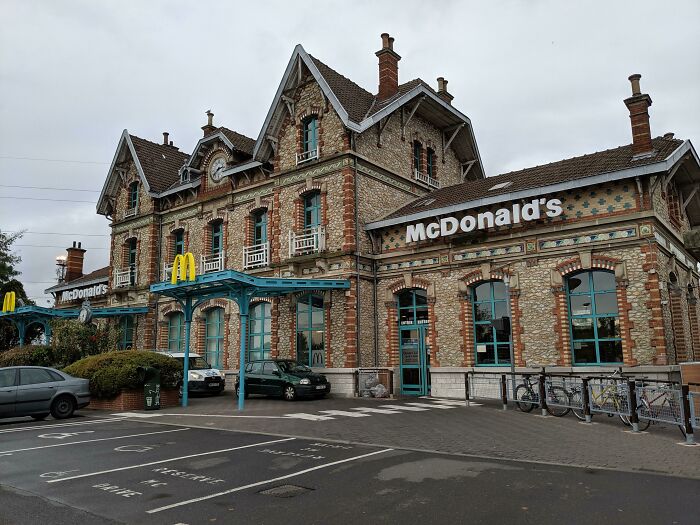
(397, 288), (430, 395)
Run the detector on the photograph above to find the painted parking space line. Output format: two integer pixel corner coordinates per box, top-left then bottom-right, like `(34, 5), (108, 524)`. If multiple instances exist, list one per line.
(349, 407), (402, 414)
(404, 403), (456, 410)
(0, 428), (189, 454)
(379, 405), (429, 411)
(283, 413), (336, 421)
(146, 448), (394, 514)
(318, 410), (371, 418)
(0, 417), (125, 434)
(146, 413), (291, 419)
(47, 437), (296, 483)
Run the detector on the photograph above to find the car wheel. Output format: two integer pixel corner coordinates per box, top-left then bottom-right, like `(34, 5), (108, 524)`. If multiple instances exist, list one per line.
(235, 385), (249, 399)
(31, 413), (49, 421)
(50, 396), (76, 419)
(283, 385), (296, 401)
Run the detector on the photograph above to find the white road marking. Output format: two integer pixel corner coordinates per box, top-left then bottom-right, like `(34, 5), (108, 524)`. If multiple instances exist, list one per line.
(349, 407), (401, 415)
(318, 410), (370, 418)
(38, 431), (95, 439)
(379, 405), (429, 411)
(146, 448), (394, 514)
(429, 400), (469, 406)
(283, 413), (335, 421)
(0, 417), (124, 434)
(0, 428), (188, 454)
(112, 412), (162, 418)
(404, 403), (456, 410)
(48, 437), (296, 483)
(149, 414), (290, 419)
(114, 445), (153, 452)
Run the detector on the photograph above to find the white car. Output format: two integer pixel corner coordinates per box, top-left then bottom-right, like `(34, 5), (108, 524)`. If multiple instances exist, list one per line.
(159, 352), (226, 396)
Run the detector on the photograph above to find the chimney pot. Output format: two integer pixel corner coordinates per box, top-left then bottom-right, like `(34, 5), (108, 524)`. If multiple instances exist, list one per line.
(664, 132), (675, 139)
(381, 33), (390, 48)
(628, 73), (642, 95)
(169, 140), (174, 146)
(163, 132), (169, 145)
(388, 36), (394, 50)
(202, 110), (216, 137)
(436, 76), (454, 105)
(206, 110), (214, 126)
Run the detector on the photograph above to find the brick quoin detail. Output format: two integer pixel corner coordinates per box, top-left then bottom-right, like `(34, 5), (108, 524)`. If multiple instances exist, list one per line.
(687, 298), (700, 362)
(342, 167), (356, 252)
(642, 243), (668, 364)
(616, 280), (638, 366)
(385, 301), (399, 367)
(459, 294), (474, 367)
(510, 290), (525, 367)
(669, 288), (686, 362)
(324, 301), (332, 367)
(552, 286), (572, 366)
(427, 297), (439, 367)
(344, 280), (358, 367)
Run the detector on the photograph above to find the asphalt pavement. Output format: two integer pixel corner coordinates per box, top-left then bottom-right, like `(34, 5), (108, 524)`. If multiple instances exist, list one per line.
(0, 395), (698, 524)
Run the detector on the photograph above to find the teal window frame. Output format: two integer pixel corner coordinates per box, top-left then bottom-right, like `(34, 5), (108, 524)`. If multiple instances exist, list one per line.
(248, 302), (271, 362)
(427, 148), (435, 178)
(174, 230), (184, 256)
(472, 281), (511, 366)
(127, 238), (137, 285)
(253, 210), (268, 245)
(119, 316), (134, 350)
(413, 141), (422, 173)
(397, 288), (429, 326)
(211, 222), (223, 254)
(566, 270), (622, 365)
(302, 116), (318, 154)
(296, 294), (324, 367)
(128, 181), (139, 210)
(168, 312), (184, 352)
(303, 193), (321, 230)
(205, 308), (224, 369)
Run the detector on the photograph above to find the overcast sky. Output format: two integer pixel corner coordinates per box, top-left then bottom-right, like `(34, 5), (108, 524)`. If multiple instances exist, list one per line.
(1, 0), (699, 306)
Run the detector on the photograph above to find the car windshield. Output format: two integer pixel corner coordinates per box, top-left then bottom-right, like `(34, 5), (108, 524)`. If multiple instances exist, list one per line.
(277, 361), (311, 373)
(188, 357), (211, 370)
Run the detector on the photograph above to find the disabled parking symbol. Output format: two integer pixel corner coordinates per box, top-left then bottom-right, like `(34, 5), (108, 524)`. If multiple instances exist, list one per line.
(38, 431), (95, 440)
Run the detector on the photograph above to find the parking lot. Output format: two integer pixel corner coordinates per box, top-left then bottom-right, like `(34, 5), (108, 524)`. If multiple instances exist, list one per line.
(1, 398), (699, 524)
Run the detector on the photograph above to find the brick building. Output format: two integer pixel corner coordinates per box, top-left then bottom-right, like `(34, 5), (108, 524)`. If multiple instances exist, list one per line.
(93, 35), (700, 397)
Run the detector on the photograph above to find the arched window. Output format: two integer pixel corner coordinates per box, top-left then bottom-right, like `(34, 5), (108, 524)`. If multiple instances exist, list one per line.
(211, 221), (223, 254)
(248, 302), (271, 362)
(398, 288), (428, 326)
(205, 308), (224, 368)
(472, 281), (511, 365)
(566, 270), (622, 364)
(168, 312), (184, 352)
(302, 116), (318, 155)
(296, 295), (324, 367)
(303, 192), (321, 230)
(173, 230), (184, 256)
(119, 316), (134, 350)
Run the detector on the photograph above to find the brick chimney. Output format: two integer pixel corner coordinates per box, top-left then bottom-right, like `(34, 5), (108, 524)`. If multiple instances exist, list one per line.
(436, 77), (453, 105)
(65, 241), (86, 282)
(163, 131), (169, 145)
(375, 33), (401, 101)
(624, 74), (654, 156)
(201, 110), (216, 137)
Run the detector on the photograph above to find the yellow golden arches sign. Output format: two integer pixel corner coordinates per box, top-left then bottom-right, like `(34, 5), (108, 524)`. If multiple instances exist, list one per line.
(171, 252), (196, 284)
(2, 291), (16, 313)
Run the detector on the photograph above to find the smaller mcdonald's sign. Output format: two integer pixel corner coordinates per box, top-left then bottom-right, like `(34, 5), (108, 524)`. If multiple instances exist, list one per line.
(171, 252), (196, 284)
(2, 291), (16, 313)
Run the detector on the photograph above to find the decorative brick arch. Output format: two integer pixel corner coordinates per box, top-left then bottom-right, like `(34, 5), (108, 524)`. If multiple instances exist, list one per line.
(157, 303), (184, 350)
(244, 201), (272, 248)
(458, 269), (524, 368)
(294, 185), (328, 234)
(552, 254), (636, 366)
(194, 299), (230, 361)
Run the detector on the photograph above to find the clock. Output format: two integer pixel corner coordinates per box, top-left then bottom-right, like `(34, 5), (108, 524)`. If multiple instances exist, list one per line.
(78, 302), (93, 324)
(209, 156), (226, 182)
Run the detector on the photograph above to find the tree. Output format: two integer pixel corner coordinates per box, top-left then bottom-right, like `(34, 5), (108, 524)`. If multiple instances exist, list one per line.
(0, 230), (37, 351)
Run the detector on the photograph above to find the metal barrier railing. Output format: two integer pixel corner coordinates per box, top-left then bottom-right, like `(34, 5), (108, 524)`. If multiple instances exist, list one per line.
(586, 377), (631, 416)
(467, 373), (503, 401)
(689, 391), (699, 430)
(635, 382), (684, 426)
(545, 376), (584, 410)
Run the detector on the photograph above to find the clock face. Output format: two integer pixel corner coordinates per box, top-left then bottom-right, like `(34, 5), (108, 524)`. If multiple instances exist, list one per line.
(209, 157), (226, 182)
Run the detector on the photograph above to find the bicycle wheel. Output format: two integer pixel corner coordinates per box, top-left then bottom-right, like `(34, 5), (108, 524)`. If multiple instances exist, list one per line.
(570, 389), (587, 421)
(615, 396), (632, 426)
(515, 384), (536, 413)
(545, 386), (571, 417)
(636, 398), (651, 431)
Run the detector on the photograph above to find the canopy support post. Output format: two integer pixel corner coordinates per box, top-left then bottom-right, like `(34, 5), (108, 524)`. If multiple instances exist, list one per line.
(17, 320), (26, 348)
(182, 296), (193, 407)
(237, 294), (251, 411)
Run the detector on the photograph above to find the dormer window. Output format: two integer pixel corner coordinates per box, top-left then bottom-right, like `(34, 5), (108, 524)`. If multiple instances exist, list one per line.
(174, 230), (184, 256)
(297, 116), (319, 164)
(413, 141), (422, 174)
(124, 182), (138, 218)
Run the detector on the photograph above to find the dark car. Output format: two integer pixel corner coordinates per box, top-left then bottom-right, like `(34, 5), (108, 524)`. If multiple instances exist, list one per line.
(0, 366), (90, 420)
(235, 359), (330, 401)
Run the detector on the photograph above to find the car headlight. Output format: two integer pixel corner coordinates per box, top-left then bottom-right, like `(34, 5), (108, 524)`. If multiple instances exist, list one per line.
(189, 372), (203, 380)
(299, 378), (311, 385)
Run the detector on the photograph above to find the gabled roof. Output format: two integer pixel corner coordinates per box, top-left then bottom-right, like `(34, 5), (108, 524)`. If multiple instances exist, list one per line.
(186, 126), (256, 169)
(253, 45), (484, 177)
(368, 137), (695, 230)
(44, 266), (109, 294)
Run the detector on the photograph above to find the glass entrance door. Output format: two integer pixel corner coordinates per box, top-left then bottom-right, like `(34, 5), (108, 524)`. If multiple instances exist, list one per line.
(399, 326), (430, 395)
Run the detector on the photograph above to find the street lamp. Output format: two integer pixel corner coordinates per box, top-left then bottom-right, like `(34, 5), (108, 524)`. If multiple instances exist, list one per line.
(55, 255), (67, 283)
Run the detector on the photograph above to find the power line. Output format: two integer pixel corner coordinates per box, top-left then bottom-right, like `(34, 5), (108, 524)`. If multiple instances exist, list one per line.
(0, 197), (95, 203)
(0, 155), (108, 165)
(5, 231), (109, 237)
(15, 244), (108, 249)
(0, 184), (100, 192)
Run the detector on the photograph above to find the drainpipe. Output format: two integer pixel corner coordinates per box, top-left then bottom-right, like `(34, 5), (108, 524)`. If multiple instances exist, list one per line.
(354, 155), (362, 369)
(372, 239), (379, 366)
(153, 210), (163, 350)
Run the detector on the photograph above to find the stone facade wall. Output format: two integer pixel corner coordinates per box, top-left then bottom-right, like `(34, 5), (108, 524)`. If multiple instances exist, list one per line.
(357, 277), (376, 366)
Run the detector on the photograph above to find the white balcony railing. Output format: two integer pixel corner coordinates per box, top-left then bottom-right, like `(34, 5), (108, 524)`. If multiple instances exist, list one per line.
(243, 242), (270, 269)
(114, 267), (137, 288)
(123, 207), (137, 219)
(200, 251), (225, 274)
(414, 169), (440, 189)
(163, 263), (173, 281)
(296, 146), (319, 165)
(289, 226), (325, 257)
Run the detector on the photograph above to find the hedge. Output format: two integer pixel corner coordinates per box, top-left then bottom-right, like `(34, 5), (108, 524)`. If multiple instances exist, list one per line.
(64, 351), (183, 399)
(0, 345), (54, 368)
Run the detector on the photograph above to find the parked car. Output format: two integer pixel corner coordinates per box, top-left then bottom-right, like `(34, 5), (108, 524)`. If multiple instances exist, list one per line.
(0, 366), (90, 420)
(235, 359), (331, 401)
(160, 352), (226, 396)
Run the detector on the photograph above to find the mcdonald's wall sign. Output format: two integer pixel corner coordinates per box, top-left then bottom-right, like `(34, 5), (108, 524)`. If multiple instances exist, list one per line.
(171, 252), (196, 284)
(2, 291), (16, 313)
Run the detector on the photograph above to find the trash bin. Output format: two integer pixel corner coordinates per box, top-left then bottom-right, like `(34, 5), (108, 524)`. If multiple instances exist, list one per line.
(137, 366), (161, 410)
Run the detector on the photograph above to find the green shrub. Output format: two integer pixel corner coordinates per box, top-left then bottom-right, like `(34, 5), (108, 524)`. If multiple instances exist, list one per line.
(0, 345), (55, 367)
(64, 351), (183, 399)
(51, 319), (122, 367)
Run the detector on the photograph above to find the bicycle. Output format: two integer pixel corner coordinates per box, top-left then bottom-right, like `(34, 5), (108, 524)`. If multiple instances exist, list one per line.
(570, 370), (631, 426)
(634, 381), (687, 438)
(514, 375), (570, 417)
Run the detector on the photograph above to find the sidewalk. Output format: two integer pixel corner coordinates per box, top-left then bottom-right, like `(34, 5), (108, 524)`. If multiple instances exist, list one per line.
(113, 392), (700, 479)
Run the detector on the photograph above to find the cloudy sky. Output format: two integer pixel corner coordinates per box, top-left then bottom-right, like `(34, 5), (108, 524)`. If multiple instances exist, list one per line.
(1, 0), (699, 305)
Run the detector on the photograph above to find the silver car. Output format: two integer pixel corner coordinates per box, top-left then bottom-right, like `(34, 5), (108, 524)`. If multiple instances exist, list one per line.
(0, 366), (90, 420)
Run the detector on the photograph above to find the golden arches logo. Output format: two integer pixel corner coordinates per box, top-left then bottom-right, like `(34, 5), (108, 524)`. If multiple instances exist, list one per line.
(2, 291), (16, 313)
(171, 252), (196, 284)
